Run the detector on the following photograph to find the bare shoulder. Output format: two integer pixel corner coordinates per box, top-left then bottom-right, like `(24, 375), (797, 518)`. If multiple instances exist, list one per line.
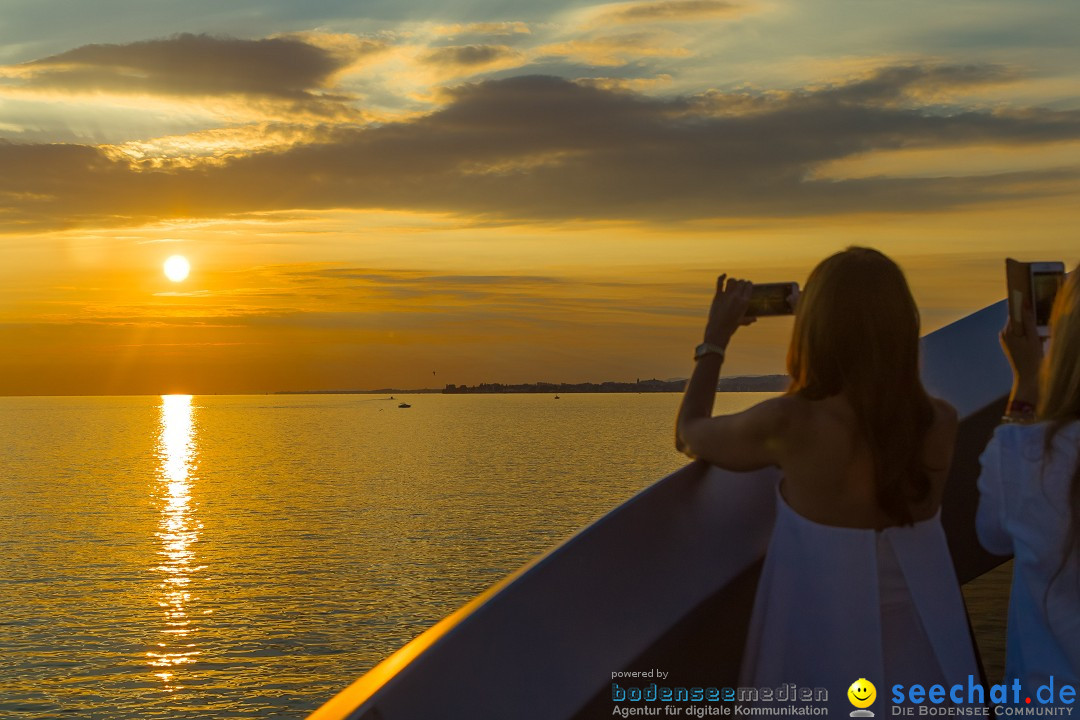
(753, 393), (814, 444)
(744, 394), (809, 461)
(719, 393), (805, 439)
(749, 394), (806, 427)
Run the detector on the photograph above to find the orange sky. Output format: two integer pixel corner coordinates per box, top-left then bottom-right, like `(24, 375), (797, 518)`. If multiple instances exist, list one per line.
(1, 1), (1078, 394)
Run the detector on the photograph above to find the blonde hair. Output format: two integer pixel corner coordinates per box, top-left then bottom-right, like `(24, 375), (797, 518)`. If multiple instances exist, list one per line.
(1039, 267), (1080, 423)
(1038, 266), (1080, 584)
(787, 247), (934, 524)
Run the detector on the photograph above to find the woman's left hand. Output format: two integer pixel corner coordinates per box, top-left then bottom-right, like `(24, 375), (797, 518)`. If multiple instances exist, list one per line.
(704, 274), (756, 347)
(1000, 301), (1043, 401)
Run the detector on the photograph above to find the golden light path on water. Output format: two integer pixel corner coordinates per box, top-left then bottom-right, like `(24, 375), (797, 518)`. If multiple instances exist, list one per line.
(147, 394), (206, 691)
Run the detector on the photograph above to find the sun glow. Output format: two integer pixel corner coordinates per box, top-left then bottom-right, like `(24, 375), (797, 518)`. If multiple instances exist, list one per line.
(163, 255), (190, 282)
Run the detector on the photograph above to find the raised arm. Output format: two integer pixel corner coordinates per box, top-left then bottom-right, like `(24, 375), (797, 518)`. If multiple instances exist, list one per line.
(1000, 299), (1043, 421)
(675, 275), (791, 471)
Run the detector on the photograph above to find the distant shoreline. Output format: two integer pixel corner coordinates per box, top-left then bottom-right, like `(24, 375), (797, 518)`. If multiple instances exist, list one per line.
(0, 376), (789, 397)
(273, 375), (790, 395)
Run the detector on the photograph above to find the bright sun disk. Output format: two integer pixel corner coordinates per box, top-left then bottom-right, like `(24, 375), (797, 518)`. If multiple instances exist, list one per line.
(164, 255), (190, 282)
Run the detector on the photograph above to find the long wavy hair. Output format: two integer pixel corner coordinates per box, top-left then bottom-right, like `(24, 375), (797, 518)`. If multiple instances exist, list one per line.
(1038, 267), (1080, 573)
(786, 247), (936, 524)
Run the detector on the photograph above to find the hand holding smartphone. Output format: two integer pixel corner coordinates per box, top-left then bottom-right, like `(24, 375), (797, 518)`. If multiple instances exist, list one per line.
(745, 282), (800, 317)
(1005, 258), (1065, 338)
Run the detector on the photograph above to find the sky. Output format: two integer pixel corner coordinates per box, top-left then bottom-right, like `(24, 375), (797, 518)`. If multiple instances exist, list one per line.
(1, 0), (1078, 395)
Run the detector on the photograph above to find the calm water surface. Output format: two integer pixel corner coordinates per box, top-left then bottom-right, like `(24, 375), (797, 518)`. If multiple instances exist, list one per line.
(0, 393), (769, 718)
(0, 392), (1007, 719)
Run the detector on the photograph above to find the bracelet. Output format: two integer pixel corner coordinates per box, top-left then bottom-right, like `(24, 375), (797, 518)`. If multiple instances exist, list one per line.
(1001, 399), (1036, 424)
(1001, 414), (1037, 425)
(1007, 399), (1035, 415)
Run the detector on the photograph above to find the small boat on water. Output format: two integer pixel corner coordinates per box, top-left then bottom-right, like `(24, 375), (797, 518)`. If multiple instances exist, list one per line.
(554, 395), (560, 399)
(308, 299), (1014, 720)
(398, 402), (411, 408)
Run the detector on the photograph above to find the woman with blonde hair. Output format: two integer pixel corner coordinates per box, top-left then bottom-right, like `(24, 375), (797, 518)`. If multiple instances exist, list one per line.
(676, 247), (977, 708)
(976, 266), (1080, 690)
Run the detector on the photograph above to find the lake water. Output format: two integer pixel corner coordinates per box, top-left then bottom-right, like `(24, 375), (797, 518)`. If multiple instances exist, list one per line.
(0, 393), (1007, 719)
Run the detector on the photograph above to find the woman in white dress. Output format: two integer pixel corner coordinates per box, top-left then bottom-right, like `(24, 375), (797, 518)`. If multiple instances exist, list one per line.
(976, 266), (1080, 694)
(676, 247), (978, 713)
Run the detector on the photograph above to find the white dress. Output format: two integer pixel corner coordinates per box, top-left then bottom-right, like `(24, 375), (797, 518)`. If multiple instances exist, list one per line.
(976, 422), (1080, 694)
(740, 485), (979, 716)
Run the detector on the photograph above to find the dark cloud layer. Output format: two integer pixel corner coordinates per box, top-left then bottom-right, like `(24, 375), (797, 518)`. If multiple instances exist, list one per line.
(2, 65), (1079, 231)
(12, 32), (381, 99)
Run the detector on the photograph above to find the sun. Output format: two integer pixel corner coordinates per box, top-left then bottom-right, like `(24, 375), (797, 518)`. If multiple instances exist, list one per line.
(163, 255), (190, 282)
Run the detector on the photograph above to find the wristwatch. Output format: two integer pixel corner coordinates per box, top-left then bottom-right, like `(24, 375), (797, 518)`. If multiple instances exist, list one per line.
(694, 342), (726, 361)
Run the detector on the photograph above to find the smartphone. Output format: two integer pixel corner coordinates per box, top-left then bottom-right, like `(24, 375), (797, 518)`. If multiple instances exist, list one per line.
(746, 282), (799, 317)
(1031, 263), (1065, 336)
(1005, 258), (1065, 338)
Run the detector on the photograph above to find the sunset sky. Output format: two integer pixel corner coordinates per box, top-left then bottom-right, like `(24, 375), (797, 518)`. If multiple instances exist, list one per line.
(1, 0), (1078, 395)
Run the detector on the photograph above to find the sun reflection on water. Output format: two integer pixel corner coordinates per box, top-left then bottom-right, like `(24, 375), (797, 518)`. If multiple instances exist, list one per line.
(147, 394), (205, 691)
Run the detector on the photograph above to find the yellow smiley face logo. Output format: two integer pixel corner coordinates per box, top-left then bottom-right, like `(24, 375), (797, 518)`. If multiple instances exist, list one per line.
(848, 678), (877, 708)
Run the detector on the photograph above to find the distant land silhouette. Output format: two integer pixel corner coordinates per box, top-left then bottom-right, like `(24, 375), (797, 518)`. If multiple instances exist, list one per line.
(275, 375), (789, 395)
(443, 376), (789, 393)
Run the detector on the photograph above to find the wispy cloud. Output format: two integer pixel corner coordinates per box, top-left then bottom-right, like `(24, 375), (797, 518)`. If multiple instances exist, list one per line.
(420, 44), (526, 70)
(806, 63), (1026, 105)
(536, 31), (692, 66)
(432, 22), (532, 37)
(588, 0), (744, 25)
(104, 122), (340, 163)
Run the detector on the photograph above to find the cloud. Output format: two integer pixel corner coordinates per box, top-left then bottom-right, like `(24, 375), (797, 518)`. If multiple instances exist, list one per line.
(808, 63), (1026, 106)
(232, 266), (703, 325)
(590, 0), (742, 24)
(432, 22), (532, 37)
(3, 66), (1080, 231)
(421, 44), (524, 69)
(105, 122), (338, 163)
(2, 32), (384, 100)
(292, 268), (564, 286)
(576, 74), (674, 92)
(536, 32), (691, 67)
(688, 63), (1027, 117)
